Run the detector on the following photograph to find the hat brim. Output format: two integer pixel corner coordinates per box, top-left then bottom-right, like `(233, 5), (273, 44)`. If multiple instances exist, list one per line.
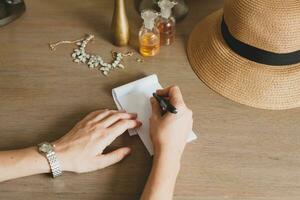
(187, 9), (300, 110)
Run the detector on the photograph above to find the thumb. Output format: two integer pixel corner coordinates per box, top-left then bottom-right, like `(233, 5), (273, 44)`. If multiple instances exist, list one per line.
(150, 97), (161, 117)
(97, 147), (131, 169)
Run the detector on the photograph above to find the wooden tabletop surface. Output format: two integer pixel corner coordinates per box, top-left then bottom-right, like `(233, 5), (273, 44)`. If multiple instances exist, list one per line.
(1, 0), (300, 199)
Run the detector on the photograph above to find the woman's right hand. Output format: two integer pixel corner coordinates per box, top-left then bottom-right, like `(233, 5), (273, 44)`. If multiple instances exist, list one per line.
(141, 86), (193, 200)
(149, 86), (193, 159)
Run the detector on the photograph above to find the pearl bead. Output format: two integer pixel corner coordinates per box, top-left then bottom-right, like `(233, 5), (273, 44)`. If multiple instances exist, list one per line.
(118, 64), (125, 69)
(103, 71), (108, 76)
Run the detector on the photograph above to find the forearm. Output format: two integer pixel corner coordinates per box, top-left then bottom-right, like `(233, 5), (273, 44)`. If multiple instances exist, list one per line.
(141, 150), (181, 200)
(0, 147), (50, 182)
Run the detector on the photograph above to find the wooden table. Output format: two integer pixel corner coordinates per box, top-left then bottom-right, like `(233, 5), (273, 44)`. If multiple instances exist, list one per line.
(1, 0), (300, 199)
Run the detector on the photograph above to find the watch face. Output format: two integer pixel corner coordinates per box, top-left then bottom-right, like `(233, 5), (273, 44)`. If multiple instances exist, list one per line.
(38, 142), (54, 153)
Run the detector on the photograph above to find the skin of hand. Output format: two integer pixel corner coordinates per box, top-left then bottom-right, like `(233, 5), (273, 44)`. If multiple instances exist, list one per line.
(141, 86), (193, 200)
(0, 109), (142, 182)
(53, 109), (142, 173)
(150, 86), (193, 158)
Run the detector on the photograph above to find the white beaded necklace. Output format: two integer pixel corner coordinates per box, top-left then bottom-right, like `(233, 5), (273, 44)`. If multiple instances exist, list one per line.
(49, 34), (133, 76)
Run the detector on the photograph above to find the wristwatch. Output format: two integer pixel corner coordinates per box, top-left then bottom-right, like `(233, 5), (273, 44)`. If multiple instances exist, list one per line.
(38, 142), (62, 178)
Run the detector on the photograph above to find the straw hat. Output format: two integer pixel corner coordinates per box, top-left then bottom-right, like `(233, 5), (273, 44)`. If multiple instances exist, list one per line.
(187, 0), (300, 110)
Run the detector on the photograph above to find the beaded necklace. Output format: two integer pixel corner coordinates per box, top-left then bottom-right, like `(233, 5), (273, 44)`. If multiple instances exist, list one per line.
(49, 34), (133, 76)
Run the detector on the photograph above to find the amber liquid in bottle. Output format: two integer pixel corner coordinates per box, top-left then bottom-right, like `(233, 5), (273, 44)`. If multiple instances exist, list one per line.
(139, 27), (160, 57)
(157, 17), (176, 46)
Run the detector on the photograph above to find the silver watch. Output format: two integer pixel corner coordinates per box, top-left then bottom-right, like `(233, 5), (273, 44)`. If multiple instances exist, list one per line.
(38, 142), (62, 178)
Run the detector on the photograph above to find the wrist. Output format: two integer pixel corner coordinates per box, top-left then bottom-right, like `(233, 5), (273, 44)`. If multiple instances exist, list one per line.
(37, 142), (63, 177)
(154, 145), (183, 160)
(27, 147), (51, 174)
(154, 149), (181, 171)
(52, 142), (69, 172)
(0, 147), (51, 182)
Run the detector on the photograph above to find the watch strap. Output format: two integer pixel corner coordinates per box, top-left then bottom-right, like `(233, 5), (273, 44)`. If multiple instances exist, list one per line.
(46, 151), (62, 178)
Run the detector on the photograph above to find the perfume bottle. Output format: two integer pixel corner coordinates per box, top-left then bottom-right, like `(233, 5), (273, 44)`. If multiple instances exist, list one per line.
(157, 0), (177, 46)
(139, 10), (160, 57)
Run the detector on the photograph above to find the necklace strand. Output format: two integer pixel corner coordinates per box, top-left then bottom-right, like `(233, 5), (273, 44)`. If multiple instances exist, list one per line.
(49, 34), (133, 76)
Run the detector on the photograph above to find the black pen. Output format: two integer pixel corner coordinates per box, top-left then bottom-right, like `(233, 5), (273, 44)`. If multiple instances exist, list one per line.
(153, 93), (177, 114)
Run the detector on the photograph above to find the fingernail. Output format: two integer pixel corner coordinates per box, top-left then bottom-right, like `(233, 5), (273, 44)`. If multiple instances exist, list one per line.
(173, 86), (180, 90)
(124, 148), (131, 155)
(130, 113), (138, 119)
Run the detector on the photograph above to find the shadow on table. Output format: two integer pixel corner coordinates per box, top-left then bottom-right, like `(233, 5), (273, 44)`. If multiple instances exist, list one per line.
(45, 0), (113, 43)
(101, 137), (152, 200)
(178, 0), (223, 50)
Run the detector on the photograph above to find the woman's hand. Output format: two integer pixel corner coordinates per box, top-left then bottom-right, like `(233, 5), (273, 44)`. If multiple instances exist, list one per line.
(150, 86), (193, 158)
(141, 86), (193, 200)
(53, 109), (142, 173)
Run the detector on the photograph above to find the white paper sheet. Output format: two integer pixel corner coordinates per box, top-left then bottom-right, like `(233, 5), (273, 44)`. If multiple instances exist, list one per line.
(112, 74), (197, 155)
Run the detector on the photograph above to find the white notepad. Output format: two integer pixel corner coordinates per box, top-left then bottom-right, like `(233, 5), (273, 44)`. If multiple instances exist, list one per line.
(112, 74), (197, 155)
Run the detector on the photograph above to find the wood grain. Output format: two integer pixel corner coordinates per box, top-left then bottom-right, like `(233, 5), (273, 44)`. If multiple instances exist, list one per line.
(1, 0), (300, 199)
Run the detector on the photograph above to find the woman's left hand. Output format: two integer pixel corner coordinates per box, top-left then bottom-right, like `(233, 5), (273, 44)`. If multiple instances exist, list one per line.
(53, 109), (142, 173)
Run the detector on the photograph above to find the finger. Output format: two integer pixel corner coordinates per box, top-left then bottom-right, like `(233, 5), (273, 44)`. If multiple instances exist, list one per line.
(105, 119), (142, 146)
(156, 85), (182, 100)
(99, 112), (138, 128)
(97, 147), (131, 169)
(82, 109), (108, 122)
(157, 86), (185, 106)
(91, 110), (123, 123)
(150, 97), (161, 118)
(156, 86), (174, 96)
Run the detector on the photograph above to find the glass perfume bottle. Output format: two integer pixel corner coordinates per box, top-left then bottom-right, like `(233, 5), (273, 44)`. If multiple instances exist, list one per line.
(157, 0), (177, 46)
(139, 10), (160, 57)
